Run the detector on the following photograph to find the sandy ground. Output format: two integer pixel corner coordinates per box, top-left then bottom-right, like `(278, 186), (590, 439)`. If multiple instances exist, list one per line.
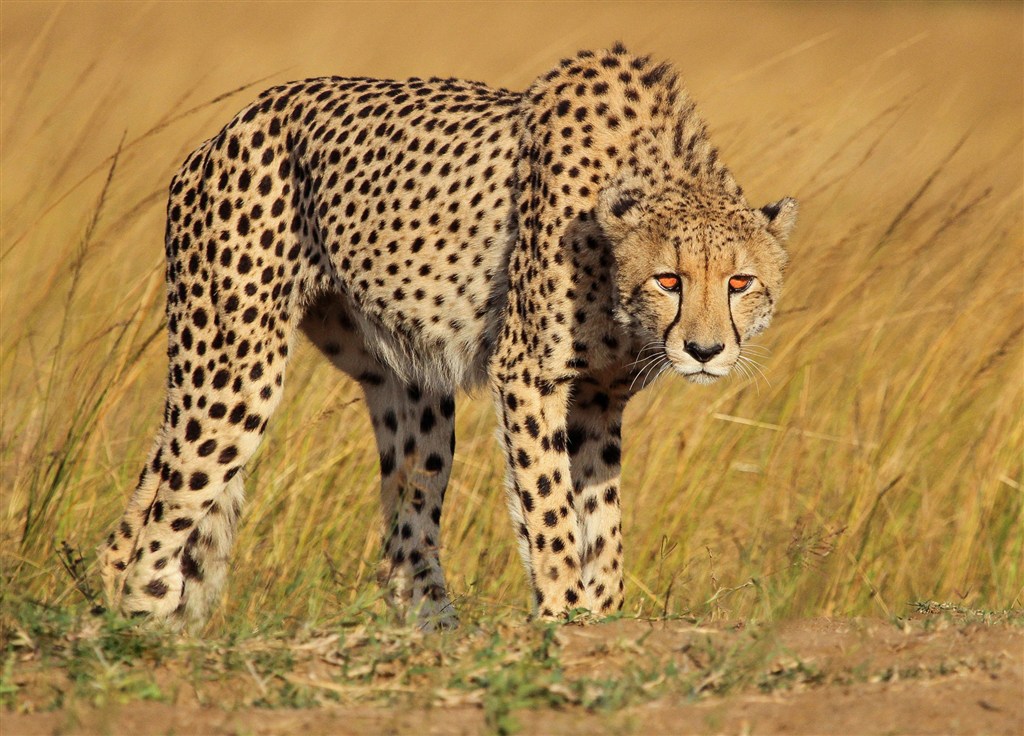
(6, 618), (1022, 736)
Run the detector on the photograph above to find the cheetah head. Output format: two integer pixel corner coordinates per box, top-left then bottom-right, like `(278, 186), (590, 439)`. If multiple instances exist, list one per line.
(597, 180), (797, 385)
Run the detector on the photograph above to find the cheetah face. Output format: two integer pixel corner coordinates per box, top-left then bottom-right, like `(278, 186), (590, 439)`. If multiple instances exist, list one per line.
(597, 183), (797, 385)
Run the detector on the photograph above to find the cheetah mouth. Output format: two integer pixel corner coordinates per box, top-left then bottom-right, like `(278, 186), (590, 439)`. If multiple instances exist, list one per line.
(679, 367), (727, 385)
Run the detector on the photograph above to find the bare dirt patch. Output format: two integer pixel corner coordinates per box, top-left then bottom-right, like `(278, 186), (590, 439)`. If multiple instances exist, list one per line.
(6, 616), (1021, 735)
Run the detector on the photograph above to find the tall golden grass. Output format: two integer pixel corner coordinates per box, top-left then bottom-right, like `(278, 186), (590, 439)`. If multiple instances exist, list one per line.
(2, 3), (1021, 630)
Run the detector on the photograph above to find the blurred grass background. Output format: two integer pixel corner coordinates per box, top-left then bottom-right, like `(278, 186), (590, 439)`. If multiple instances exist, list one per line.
(1, 2), (1021, 631)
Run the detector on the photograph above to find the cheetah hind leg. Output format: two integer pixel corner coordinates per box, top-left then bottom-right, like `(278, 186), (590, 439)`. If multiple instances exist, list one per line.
(569, 380), (628, 616)
(97, 472), (245, 627)
(175, 472), (245, 626)
(301, 297), (458, 630)
(98, 435), (165, 613)
(369, 378), (459, 632)
(98, 292), (294, 628)
(97, 396), (274, 630)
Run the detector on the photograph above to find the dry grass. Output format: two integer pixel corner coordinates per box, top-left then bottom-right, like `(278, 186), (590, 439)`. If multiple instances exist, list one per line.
(1, 2), (1021, 635)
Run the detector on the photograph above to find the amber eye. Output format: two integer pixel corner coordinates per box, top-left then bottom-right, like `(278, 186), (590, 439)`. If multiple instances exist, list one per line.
(728, 275), (753, 292)
(655, 274), (681, 293)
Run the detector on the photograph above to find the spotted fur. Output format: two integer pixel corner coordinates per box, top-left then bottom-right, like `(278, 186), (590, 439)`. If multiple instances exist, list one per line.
(99, 44), (797, 629)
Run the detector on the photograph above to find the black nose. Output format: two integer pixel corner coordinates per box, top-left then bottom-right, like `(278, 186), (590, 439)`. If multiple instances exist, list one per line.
(684, 341), (725, 363)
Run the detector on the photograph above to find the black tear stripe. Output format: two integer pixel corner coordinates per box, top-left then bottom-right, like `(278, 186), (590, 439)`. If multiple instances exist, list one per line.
(729, 303), (742, 346)
(661, 234), (683, 345)
(663, 292), (682, 346)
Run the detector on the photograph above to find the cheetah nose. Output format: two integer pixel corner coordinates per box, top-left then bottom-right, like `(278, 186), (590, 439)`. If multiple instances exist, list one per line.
(684, 341), (725, 363)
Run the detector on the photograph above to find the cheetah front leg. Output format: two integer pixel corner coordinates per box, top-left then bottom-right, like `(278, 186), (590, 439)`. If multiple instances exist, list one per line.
(493, 367), (585, 619)
(567, 379), (628, 615)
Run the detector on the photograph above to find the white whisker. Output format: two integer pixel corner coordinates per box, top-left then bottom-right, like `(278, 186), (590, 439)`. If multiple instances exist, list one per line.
(633, 355), (667, 392)
(734, 357), (758, 395)
(627, 340), (666, 368)
(738, 354), (772, 390)
(735, 358), (753, 380)
(649, 361), (672, 388)
(628, 352), (664, 381)
(637, 357), (664, 391)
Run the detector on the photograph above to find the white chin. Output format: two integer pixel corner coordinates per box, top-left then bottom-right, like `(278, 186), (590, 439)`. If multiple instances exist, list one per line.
(682, 370), (725, 385)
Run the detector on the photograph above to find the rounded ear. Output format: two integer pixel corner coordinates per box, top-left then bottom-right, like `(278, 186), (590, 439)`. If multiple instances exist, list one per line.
(596, 175), (649, 241)
(760, 197), (799, 242)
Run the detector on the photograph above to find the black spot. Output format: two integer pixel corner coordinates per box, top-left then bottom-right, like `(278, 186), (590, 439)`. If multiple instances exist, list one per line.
(521, 490), (535, 513)
(229, 403), (247, 424)
(184, 419), (201, 441)
(566, 425), (586, 456)
(524, 416), (540, 438)
(420, 407), (436, 433)
(181, 550), (203, 581)
(380, 449), (396, 476)
(359, 371), (384, 386)
(601, 443), (621, 466)
(425, 453), (444, 472)
(610, 194), (638, 218)
(640, 61), (672, 88)
(144, 579), (168, 598)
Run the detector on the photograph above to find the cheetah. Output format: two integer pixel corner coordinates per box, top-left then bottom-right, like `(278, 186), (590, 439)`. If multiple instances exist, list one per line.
(98, 44), (797, 630)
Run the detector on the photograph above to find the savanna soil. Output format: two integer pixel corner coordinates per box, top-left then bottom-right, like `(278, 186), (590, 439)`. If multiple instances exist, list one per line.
(5, 613), (1022, 735)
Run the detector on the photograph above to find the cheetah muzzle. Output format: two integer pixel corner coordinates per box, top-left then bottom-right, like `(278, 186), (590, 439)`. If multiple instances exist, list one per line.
(99, 44), (797, 630)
